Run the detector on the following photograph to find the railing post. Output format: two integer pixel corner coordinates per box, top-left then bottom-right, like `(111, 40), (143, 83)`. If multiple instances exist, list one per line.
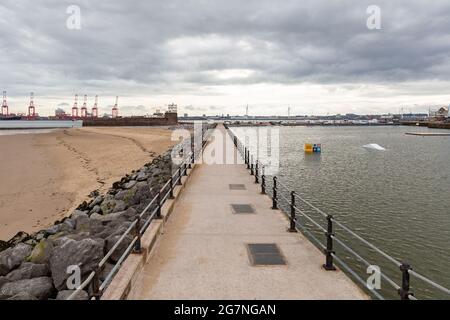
(261, 174), (266, 194)
(255, 161), (259, 183)
(92, 269), (101, 300)
(169, 175), (174, 199)
(272, 176), (278, 209)
(244, 147), (247, 165)
(134, 216), (142, 253)
(247, 150), (250, 169)
(183, 163), (188, 176)
(250, 155), (254, 175)
(398, 263), (413, 300)
(289, 191), (297, 232)
(156, 191), (162, 218)
(323, 215), (336, 271)
(177, 167), (182, 185)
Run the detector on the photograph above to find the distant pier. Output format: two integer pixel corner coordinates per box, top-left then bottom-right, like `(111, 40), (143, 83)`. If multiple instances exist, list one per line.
(405, 132), (450, 136)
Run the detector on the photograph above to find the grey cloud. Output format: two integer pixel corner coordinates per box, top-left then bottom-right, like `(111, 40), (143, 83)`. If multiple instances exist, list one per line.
(0, 0), (449, 114)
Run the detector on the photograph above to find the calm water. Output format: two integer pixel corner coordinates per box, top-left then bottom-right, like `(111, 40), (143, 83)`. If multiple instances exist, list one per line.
(232, 125), (450, 299)
(0, 120), (82, 130)
(0, 129), (56, 136)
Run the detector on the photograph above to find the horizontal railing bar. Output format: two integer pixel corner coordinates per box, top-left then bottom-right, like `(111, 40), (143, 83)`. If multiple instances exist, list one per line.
(295, 223), (326, 250)
(66, 271), (96, 300)
(293, 192), (328, 218)
(332, 235), (400, 291)
(332, 253), (385, 300)
(99, 220), (137, 267)
(408, 269), (450, 295)
(276, 191), (291, 206)
(140, 207), (159, 234)
(99, 236), (139, 291)
(331, 218), (402, 268)
(275, 179), (291, 191)
(160, 189), (171, 204)
(292, 205), (327, 233)
(139, 195), (157, 219)
(161, 179), (171, 192)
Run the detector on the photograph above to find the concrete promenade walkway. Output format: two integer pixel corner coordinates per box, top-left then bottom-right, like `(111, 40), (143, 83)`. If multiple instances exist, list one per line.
(128, 125), (367, 299)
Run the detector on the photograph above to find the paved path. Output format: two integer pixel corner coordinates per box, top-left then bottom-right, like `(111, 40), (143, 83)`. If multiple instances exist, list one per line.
(128, 125), (367, 299)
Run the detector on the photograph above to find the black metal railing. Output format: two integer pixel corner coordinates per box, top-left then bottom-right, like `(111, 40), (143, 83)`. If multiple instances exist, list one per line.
(68, 124), (215, 300)
(225, 125), (450, 300)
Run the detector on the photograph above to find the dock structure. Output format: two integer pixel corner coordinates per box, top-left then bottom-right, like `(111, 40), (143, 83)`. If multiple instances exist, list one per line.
(110, 125), (367, 300)
(405, 132), (450, 136)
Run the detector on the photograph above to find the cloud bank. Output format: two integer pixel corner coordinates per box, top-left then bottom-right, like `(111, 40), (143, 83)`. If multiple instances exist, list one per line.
(1, 0), (449, 115)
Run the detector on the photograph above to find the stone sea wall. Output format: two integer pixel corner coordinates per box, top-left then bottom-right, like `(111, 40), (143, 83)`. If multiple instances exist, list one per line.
(0, 149), (176, 300)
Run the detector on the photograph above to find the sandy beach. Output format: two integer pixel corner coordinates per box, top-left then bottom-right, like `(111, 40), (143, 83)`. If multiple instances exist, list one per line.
(0, 127), (175, 241)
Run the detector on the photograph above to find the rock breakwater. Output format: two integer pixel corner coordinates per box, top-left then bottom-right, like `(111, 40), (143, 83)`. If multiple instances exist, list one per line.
(0, 149), (175, 300)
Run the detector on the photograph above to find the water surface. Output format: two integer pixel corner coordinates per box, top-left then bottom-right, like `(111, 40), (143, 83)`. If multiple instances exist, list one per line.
(232, 125), (450, 299)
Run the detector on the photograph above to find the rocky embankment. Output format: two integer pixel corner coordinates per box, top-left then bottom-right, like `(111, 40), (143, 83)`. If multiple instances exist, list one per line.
(0, 149), (175, 300)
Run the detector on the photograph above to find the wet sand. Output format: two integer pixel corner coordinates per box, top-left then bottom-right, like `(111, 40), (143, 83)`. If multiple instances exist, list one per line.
(0, 127), (175, 241)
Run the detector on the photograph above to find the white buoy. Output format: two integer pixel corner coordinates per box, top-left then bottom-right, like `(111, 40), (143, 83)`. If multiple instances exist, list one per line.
(362, 143), (386, 151)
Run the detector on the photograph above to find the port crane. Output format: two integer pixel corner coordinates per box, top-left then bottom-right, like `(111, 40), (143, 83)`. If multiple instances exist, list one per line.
(2, 91), (8, 115)
(112, 96), (119, 118)
(72, 94), (79, 118)
(92, 95), (98, 118)
(28, 92), (36, 118)
(80, 95), (88, 118)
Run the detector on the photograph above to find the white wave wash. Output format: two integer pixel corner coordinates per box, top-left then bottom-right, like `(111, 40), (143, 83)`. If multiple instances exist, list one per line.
(362, 143), (386, 151)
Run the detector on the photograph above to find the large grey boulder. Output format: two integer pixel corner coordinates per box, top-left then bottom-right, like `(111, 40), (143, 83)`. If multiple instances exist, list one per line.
(56, 289), (89, 300)
(90, 211), (125, 223)
(136, 171), (148, 181)
(124, 180), (137, 189)
(112, 200), (127, 213)
(45, 220), (74, 236)
(0, 276), (8, 289)
(0, 277), (55, 300)
(90, 205), (101, 214)
(0, 243), (32, 276)
(151, 168), (163, 178)
(105, 234), (133, 263)
(71, 210), (89, 220)
(7, 292), (38, 300)
(101, 197), (126, 214)
(89, 195), (104, 209)
(5, 262), (49, 282)
(49, 238), (104, 290)
(7, 232), (30, 247)
(132, 183), (152, 205)
(75, 214), (105, 235)
(27, 239), (54, 265)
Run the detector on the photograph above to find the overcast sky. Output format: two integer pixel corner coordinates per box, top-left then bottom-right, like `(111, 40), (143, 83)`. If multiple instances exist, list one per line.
(1, 0), (450, 116)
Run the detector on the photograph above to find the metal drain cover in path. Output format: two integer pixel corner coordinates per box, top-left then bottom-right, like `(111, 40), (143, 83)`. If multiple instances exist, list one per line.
(247, 243), (286, 266)
(229, 184), (246, 190)
(231, 204), (255, 214)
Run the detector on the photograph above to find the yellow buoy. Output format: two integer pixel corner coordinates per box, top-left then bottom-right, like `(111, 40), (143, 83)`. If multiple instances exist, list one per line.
(304, 143), (321, 153)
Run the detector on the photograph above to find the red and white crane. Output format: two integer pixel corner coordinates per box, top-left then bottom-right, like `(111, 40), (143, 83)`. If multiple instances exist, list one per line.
(28, 92), (36, 118)
(80, 94), (88, 118)
(112, 96), (119, 118)
(92, 95), (98, 118)
(72, 94), (79, 118)
(1, 91), (9, 116)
